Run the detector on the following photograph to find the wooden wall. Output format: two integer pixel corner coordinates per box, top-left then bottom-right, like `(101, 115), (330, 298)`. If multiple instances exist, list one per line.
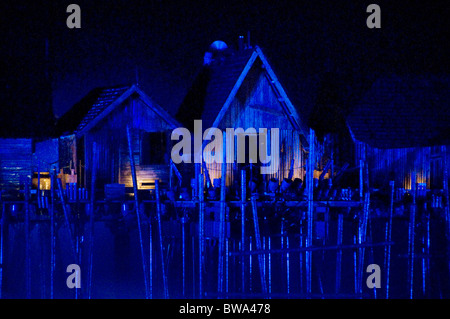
(0, 138), (32, 198)
(364, 143), (449, 190)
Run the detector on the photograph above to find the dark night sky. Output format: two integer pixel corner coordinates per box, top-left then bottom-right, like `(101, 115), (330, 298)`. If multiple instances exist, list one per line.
(0, 0), (448, 136)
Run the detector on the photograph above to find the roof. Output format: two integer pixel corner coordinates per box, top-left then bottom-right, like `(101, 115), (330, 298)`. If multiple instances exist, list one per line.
(175, 46), (308, 140)
(347, 74), (450, 149)
(176, 49), (253, 129)
(56, 84), (181, 136)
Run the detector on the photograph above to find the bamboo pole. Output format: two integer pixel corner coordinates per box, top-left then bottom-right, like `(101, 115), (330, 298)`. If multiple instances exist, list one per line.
(126, 125), (150, 299)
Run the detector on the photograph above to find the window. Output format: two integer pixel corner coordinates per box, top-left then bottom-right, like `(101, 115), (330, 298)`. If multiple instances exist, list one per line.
(141, 132), (167, 165)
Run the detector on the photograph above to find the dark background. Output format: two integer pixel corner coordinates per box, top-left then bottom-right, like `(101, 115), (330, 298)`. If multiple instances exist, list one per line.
(0, 0), (448, 137)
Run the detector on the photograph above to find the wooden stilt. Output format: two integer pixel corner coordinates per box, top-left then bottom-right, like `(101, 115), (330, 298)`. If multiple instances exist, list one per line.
(240, 169), (246, 294)
(149, 207), (153, 299)
(358, 192), (370, 296)
(306, 129), (315, 295)
(181, 210), (185, 297)
(24, 178), (31, 299)
(385, 181), (394, 299)
(155, 180), (168, 298)
(192, 235), (195, 297)
(198, 171), (205, 298)
(408, 175), (417, 299)
(226, 237), (229, 295)
(268, 236), (272, 295)
(335, 211), (344, 294)
(126, 125), (150, 299)
(0, 200), (5, 299)
(217, 135), (227, 296)
(87, 142), (97, 299)
(251, 196), (267, 295)
(443, 146), (450, 278)
(299, 219), (303, 293)
(50, 171), (55, 299)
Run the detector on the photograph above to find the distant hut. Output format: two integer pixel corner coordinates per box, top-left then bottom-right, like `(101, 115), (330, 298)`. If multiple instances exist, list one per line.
(346, 75), (450, 192)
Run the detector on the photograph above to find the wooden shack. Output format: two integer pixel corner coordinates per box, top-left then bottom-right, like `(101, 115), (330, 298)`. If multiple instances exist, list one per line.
(347, 75), (450, 191)
(56, 84), (181, 194)
(176, 43), (312, 190)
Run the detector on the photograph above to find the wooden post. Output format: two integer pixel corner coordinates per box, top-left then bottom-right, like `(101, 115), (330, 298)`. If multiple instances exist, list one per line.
(56, 177), (77, 261)
(357, 143), (369, 296)
(357, 192), (370, 296)
(87, 142), (98, 299)
(37, 160), (41, 208)
(181, 210), (185, 297)
(306, 128), (315, 295)
(335, 210), (344, 294)
(50, 170), (56, 299)
(149, 205), (153, 299)
(268, 236), (272, 295)
(194, 163), (200, 199)
(198, 170), (205, 298)
(24, 178), (31, 299)
(155, 179), (168, 298)
(218, 135), (227, 295)
(202, 161), (212, 189)
(240, 169), (246, 294)
(443, 146), (450, 278)
(126, 125), (150, 299)
(385, 180), (394, 299)
(408, 172), (417, 299)
(359, 159), (364, 201)
(0, 199), (5, 299)
(251, 196), (267, 295)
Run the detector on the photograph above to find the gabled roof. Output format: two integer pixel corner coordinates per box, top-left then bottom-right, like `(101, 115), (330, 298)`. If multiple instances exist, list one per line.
(56, 84), (181, 136)
(347, 74), (450, 149)
(176, 46), (308, 141)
